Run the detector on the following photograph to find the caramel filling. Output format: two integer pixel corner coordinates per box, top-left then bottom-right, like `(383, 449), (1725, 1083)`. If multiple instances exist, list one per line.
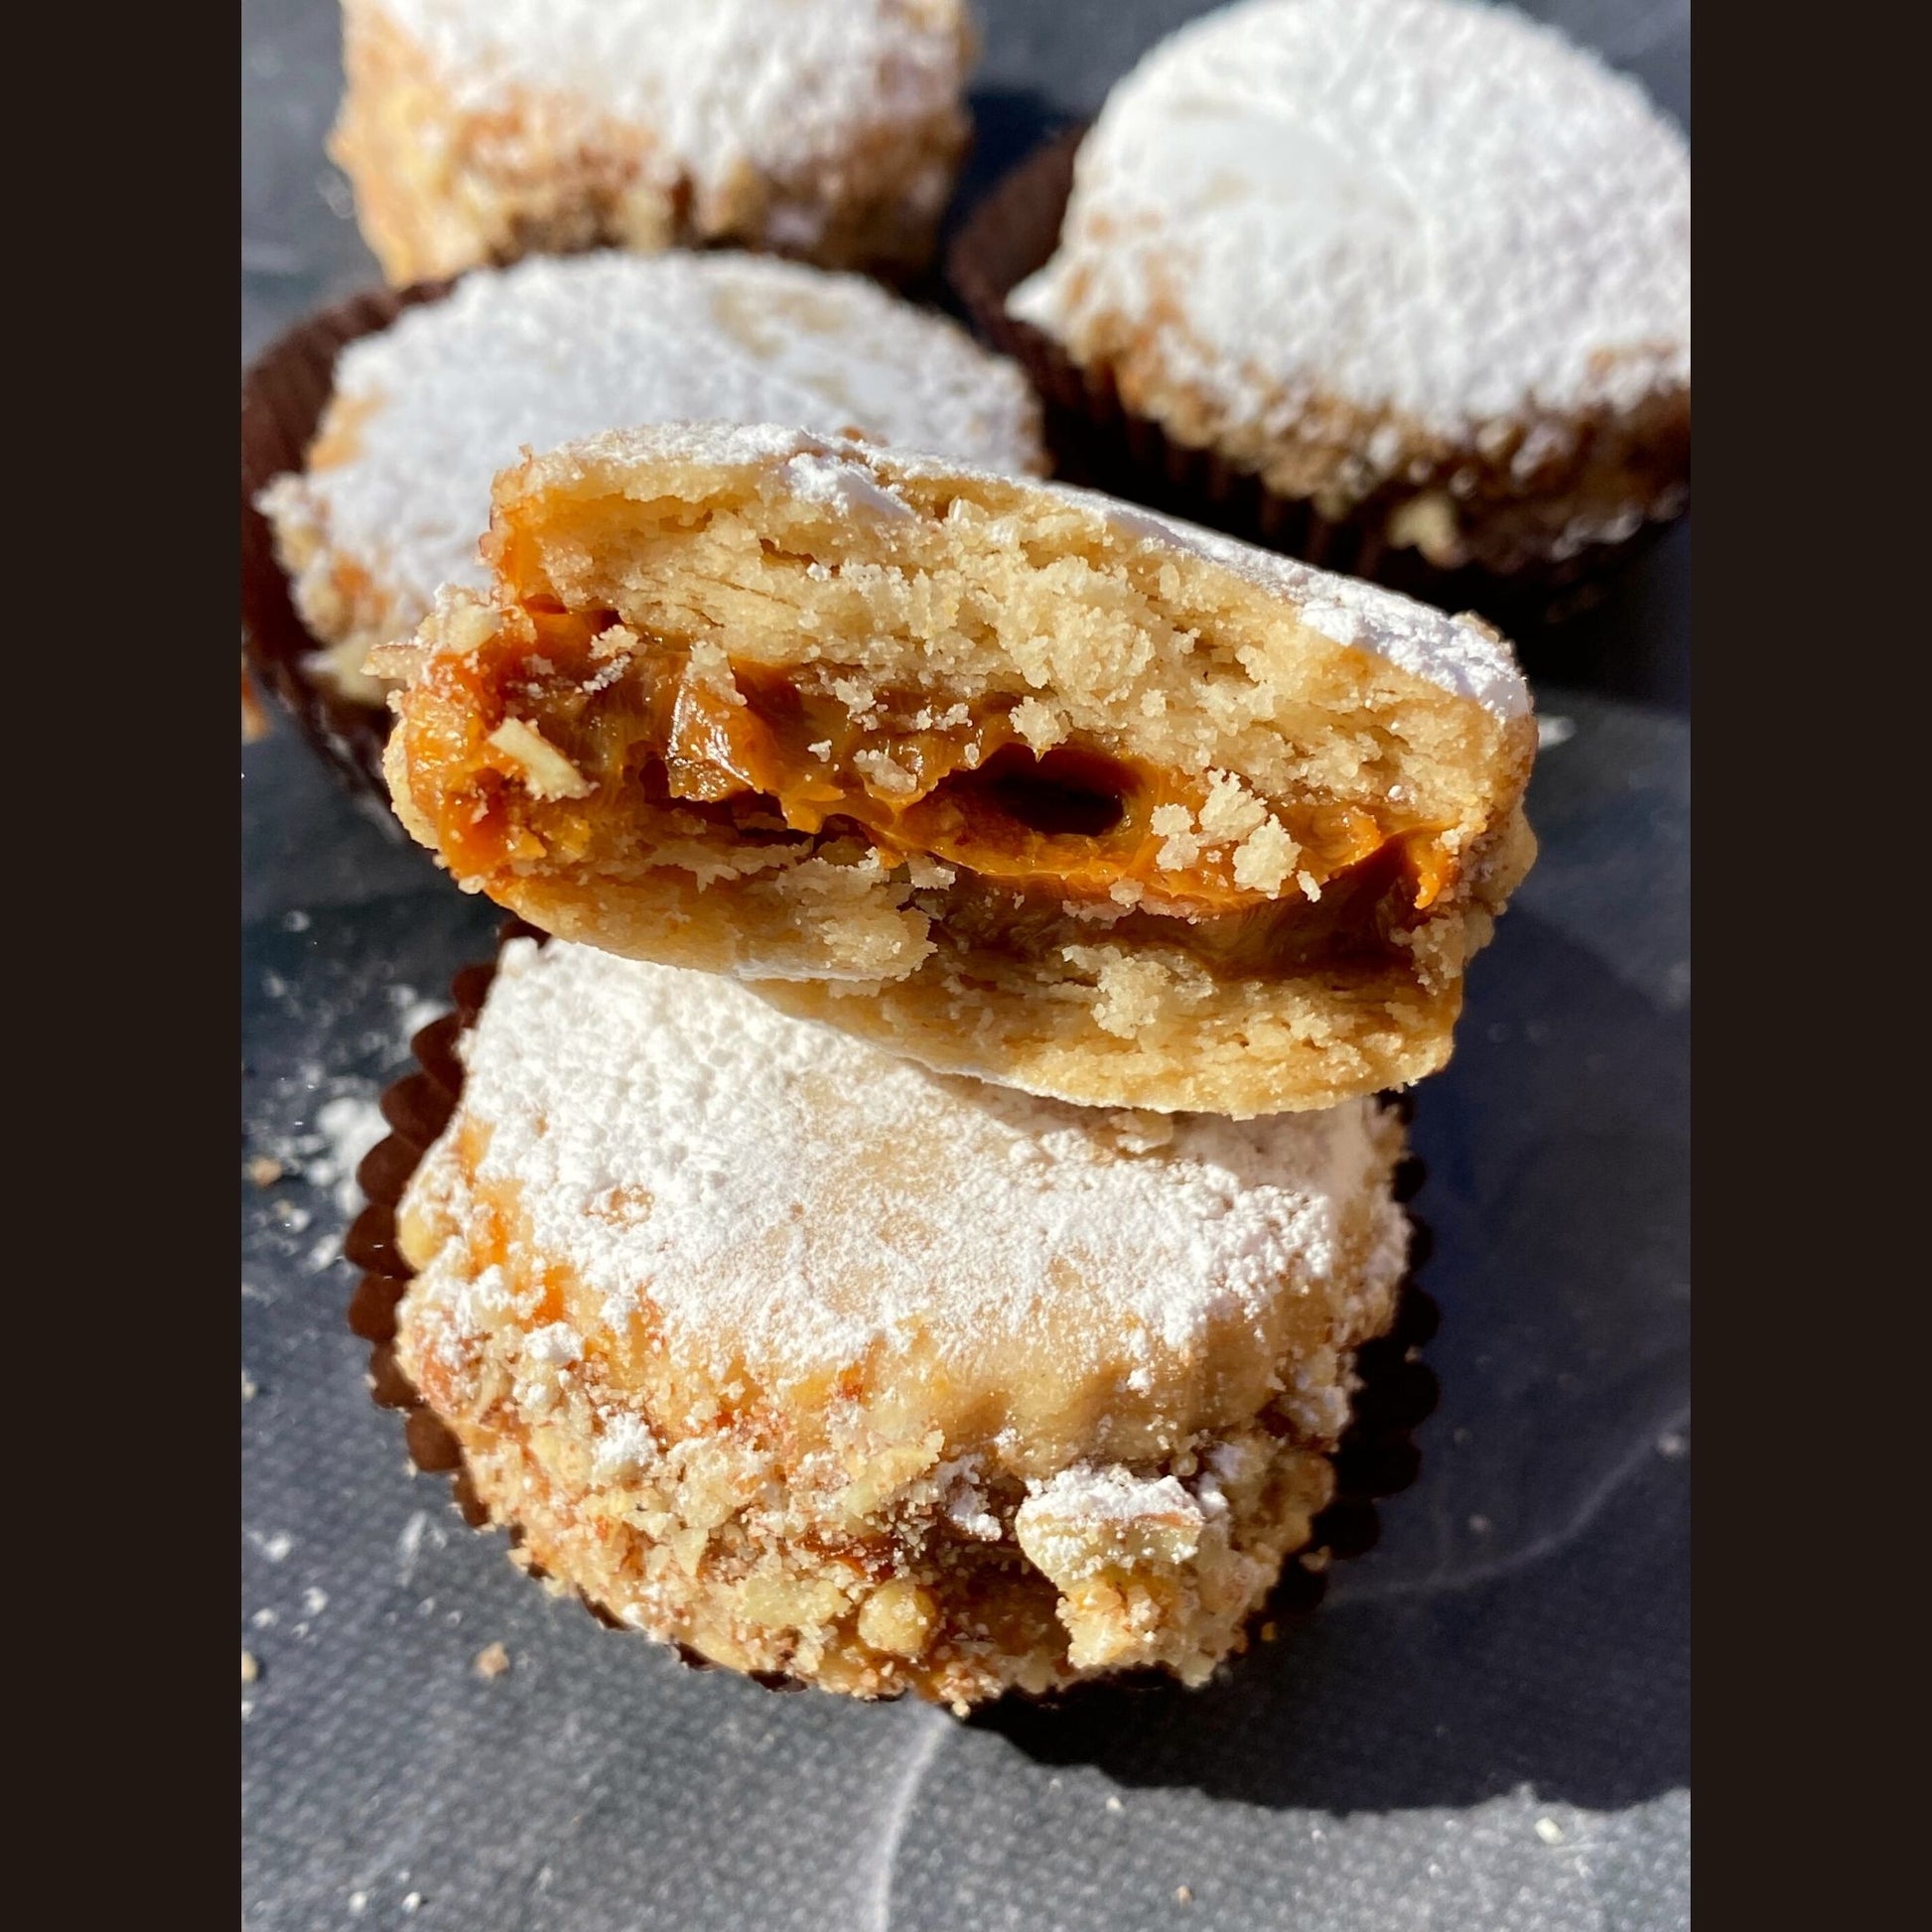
(431, 604), (1456, 968)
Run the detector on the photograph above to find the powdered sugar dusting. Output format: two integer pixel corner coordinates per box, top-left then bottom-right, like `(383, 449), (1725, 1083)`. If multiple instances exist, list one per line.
(779, 451), (916, 524)
(1012, 0), (1689, 441)
(259, 251), (1040, 644)
(411, 940), (1403, 1395)
(1026, 1465), (1199, 1525)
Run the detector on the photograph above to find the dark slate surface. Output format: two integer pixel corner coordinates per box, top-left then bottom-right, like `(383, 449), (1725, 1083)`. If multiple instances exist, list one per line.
(241, 5), (1690, 1926)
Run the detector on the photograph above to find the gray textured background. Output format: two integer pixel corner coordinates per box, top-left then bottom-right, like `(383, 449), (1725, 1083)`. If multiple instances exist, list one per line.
(241, 6), (1691, 1927)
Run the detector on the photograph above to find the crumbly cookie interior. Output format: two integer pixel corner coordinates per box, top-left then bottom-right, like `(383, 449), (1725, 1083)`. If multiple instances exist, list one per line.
(394, 463), (1516, 1000)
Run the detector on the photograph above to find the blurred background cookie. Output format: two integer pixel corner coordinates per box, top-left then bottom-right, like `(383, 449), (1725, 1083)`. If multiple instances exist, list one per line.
(333, 0), (977, 282)
(256, 251), (1043, 709)
(955, 0), (1690, 615)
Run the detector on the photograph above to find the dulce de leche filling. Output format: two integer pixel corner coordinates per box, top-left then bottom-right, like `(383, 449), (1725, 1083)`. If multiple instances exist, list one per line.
(432, 603), (1457, 966)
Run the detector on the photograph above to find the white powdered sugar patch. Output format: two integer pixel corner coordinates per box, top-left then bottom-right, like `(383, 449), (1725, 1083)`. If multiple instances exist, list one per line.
(364, 0), (968, 230)
(779, 451), (916, 524)
(409, 939), (1403, 1391)
(308, 1094), (390, 1219)
(1015, 1466), (1210, 1581)
(245, 981), (443, 1252)
(1024, 1464), (1200, 1525)
(258, 250), (1040, 646)
(1012, 0), (1689, 443)
(392, 992), (451, 1042)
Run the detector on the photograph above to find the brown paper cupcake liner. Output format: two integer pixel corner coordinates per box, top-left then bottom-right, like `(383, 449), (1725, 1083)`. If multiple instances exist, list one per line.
(945, 125), (1678, 628)
(241, 279), (453, 808)
(343, 924), (1439, 1695)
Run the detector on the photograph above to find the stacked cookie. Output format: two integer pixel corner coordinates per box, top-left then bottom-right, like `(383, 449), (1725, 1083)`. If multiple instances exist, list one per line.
(368, 427), (1537, 1707)
(240, 0), (1620, 1708)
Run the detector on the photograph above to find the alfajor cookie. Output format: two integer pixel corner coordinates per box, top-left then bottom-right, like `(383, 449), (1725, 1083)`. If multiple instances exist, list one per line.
(393, 936), (1412, 1705)
(1003, 0), (1691, 581)
(381, 426), (1536, 1116)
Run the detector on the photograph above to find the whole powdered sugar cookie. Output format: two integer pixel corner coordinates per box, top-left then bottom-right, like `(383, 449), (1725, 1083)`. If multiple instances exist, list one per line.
(392, 937), (1412, 1705)
(378, 425), (1537, 1118)
(256, 253), (1043, 705)
(333, 0), (976, 281)
(1006, 0), (1690, 580)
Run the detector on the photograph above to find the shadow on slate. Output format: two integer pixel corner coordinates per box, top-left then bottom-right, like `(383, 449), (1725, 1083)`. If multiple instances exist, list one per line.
(977, 902), (1689, 1815)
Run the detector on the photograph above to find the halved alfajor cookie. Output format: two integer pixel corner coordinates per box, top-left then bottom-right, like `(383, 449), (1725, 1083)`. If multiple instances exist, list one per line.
(392, 936), (1412, 1706)
(380, 426), (1536, 1116)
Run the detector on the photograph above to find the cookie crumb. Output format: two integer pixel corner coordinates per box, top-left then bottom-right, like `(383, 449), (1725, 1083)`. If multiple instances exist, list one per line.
(1175, 1885), (1194, 1905)
(474, 1641), (510, 1679)
(1535, 1817), (1565, 1846)
(246, 1156), (284, 1187)
(1104, 1795), (1124, 1814)
(402, 1893), (424, 1914)
(1259, 1620), (1278, 1642)
(242, 1369), (259, 1402)
(241, 1650), (260, 1685)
